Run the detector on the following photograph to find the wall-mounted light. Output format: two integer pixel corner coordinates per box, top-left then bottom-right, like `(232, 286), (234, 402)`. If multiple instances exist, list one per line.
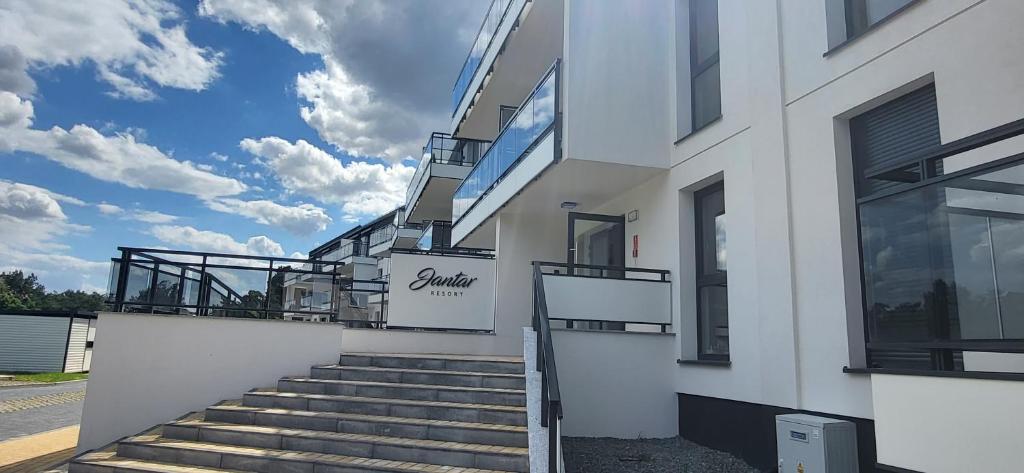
(560, 201), (578, 210)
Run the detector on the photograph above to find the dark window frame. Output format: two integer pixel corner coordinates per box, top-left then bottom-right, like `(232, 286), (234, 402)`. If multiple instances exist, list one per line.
(499, 105), (518, 132)
(825, 0), (920, 56)
(850, 88), (1024, 372)
(694, 181), (729, 361)
(689, 0), (722, 133)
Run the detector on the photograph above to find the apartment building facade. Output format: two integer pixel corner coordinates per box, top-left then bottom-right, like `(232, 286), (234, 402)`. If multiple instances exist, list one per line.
(90, 1), (1023, 472)
(426, 0), (1024, 471)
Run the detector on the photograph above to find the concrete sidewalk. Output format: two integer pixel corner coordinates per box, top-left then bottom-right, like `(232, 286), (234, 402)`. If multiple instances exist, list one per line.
(0, 425), (78, 471)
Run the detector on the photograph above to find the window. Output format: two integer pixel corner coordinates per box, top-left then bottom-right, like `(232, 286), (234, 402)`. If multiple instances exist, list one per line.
(827, 0), (916, 48)
(689, 0), (721, 132)
(845, 0), (914, 39)
(853, 85), (1024, 373)
(677, 0), (721, 139)
(499, 105), (517, 132)
(695, 182), (728, 360)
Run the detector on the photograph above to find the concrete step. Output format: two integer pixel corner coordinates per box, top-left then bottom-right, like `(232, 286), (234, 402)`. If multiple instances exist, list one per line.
(205, 404), (528, 448)
(244, 390), (527, 426)
(278, 378), (527, 407)
(340, 353), (524, 375)
(70, 451), (243, 472)
(163, 420), (530, 472)
(311, 365), (526, 390)
(115, 435), (516, 472)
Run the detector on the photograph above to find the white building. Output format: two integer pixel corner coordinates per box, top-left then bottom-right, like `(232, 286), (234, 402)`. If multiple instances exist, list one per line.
(409, 0), (1024, 471)
(81, 1), (1024, 472)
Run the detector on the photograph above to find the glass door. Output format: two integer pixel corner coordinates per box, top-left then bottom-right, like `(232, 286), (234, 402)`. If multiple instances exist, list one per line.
(566, 212), (626, 330)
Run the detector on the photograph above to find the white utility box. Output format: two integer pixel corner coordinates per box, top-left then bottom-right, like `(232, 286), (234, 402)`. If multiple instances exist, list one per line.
(776, 414), (859, 473)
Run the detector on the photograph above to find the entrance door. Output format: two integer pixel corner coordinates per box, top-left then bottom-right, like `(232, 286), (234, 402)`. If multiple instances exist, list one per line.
(566, 212), (626, 330)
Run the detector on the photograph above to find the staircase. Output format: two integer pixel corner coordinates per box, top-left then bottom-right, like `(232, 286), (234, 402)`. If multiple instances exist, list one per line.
(71, 353), (529, 473)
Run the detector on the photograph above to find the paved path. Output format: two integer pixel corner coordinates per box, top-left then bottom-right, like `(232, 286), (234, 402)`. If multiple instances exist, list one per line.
(0, 381), (86, 442)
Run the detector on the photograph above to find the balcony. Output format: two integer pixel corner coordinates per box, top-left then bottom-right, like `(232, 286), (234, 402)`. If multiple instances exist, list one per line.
(404, 132), (489, 225)
(367, 224), (396, 257)
(450, 0), (529, 121)
(319, 239), (369, 264)
(452, 60), (560, 243)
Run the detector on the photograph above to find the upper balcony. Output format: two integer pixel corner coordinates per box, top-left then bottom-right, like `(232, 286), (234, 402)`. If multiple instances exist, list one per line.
(404, 133), (489, 225)
(452, 61), (560, 245)
(367, 223), (396, 257)
(449, 0), (563, 137)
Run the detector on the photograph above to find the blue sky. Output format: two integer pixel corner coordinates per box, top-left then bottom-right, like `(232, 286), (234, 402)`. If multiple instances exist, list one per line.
(0, 0), (485, 292)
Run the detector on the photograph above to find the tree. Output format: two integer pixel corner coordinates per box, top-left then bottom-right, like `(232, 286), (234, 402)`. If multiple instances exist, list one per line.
(0, 270), (110, 312)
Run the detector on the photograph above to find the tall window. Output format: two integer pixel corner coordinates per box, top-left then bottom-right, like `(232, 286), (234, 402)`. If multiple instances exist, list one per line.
(844, 0), (915, 39)
(695, 182), (728, 360)
(853, 84), (1024, 373)
(690, 0), (721, 131)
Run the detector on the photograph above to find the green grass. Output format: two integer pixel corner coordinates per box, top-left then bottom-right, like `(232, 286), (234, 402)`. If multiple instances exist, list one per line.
(3, 372), (89, 383)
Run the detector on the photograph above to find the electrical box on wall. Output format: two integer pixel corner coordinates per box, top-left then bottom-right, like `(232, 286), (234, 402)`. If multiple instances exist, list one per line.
(776, 414), (858, 473)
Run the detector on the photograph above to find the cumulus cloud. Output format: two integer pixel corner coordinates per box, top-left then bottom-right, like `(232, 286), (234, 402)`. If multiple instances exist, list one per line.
(198, 0), (487, 162)
(0, 45), (35, 97)
(239, 136), (414, 219)
(0, 92), (247, 199)
(0, 180), (106, 291)
(150, 225), (285, 257)
(206, 198), (332, 236)
(0, 0), (223, 101)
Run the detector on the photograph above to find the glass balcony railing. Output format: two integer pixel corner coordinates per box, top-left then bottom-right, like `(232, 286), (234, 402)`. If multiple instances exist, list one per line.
(405, 133), (490, 210)
(452, 61), (559, 223)
(451, 0), (517, 116)
(369, 224), (396, 247)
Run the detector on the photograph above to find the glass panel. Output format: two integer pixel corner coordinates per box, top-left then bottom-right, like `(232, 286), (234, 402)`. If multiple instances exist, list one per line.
(205, 267), (268, 318)
(451, 0), (516, 114)
(861, 160), (1024, 343)
(452, 67), (557, 222)
(699, 285), (729, 355)
(699, 187), (726, 277)
(572, 218), (624, 277)
(151, 266), (180, 307)
(124, 263), (154, 303)
(692, 62), (721, 130)
(691, 0), (719, 65)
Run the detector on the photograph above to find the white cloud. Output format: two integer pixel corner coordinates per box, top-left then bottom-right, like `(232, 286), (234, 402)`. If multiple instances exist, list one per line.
(128, 210), (178, 224)
(239, 136), (413, 219)
(0, 90), (33, 129)
(0, 180), (106, 291)
(0, 92), (247, 199)
(0, 45), (35, 97)
(206, 198), (332, 236)
(150, 225), (285, 257)
(0, 0), (223, 101)
(198, 0), (486, 162)
(96, 203), (123, 215)
(94, 202), (175, 223)
(210, 152), (229, 162)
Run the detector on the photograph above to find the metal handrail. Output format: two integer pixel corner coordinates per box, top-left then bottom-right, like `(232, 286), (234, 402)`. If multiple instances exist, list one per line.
(531, 261), (562, 473)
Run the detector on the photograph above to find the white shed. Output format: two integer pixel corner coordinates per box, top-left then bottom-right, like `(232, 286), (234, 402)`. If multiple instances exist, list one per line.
(0, 310), (97, 373)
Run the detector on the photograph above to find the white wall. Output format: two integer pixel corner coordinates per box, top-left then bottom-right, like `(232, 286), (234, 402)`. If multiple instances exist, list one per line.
(341, 328), (522, 357)
(562, 0), (673, 169)
(872, 374), (1024, 472)
(552, 329), (677, 438)
(77, 313), (344, 452)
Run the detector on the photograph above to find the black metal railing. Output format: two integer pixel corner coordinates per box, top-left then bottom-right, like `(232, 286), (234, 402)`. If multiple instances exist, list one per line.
(531, 261), (562, 473)
(533, 261), (672, 331)
(108, 247), (388, 327)
(391, 246), (495, 259)
(406, 132), (490, 211)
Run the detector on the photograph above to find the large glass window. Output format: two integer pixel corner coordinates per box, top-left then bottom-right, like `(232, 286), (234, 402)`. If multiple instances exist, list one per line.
(853, 85), (1024, 372)
(690, 0), (721, 131)
(695, 182), (728, 360)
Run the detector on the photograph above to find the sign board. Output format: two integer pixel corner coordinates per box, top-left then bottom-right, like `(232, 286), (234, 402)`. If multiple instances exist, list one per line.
(387, 252), (496, 331)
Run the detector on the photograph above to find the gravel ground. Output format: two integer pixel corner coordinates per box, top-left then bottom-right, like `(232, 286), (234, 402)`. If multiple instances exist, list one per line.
(563, 437), (760, 473)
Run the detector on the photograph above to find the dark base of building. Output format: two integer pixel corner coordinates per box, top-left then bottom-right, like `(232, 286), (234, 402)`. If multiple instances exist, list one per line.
(677, 393), (883, 473)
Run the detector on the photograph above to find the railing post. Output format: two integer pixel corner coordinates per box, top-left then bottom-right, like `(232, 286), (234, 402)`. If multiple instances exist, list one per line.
(548, 404), (559, 473)
(113, 249), (131, 312)
(264, 259), (274, 319)
(197, 255), (209, 317)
